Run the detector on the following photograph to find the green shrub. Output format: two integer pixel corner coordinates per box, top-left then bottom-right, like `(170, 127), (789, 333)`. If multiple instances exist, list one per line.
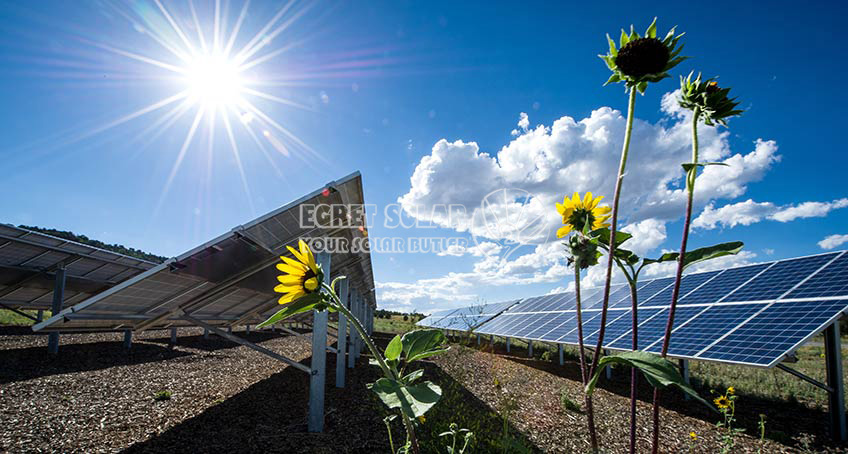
(560, 387), (581, 413)
(153, 390), (172, 401)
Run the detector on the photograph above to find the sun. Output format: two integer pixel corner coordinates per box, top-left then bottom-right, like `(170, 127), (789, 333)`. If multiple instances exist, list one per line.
(182, 53), (244, 109)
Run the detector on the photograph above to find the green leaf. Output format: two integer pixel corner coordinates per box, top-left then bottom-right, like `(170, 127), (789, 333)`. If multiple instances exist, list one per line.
(402, 329), (449, 363)
(402, 368), (424, 384)
(645, 17), (657, 38)
(585, 351), (716, 412)
(256, 292), (323, 328)
(591, 227), (632, 247)
(620, 29), (629, 48)
(643, 242), (744, 270)
(385, 334), (402, 361)
(604, 73), (621, 86)
(606, 34), (617, 56)
(368, 377), (442, 418)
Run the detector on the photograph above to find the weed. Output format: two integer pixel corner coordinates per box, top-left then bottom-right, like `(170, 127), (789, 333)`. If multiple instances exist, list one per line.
(153, 390), (172, 401)
(559, 387), (582, 413)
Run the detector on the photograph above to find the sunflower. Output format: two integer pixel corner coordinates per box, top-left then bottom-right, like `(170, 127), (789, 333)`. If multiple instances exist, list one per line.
(678, 72), (743, 126)
(689, 431), (697, 441)
(599, 18), (686, 94)
(556, 192), (612, 238)
(274, 239), (324, 305)
(726, 386), (735, 395)
(714, 395), (731, 409)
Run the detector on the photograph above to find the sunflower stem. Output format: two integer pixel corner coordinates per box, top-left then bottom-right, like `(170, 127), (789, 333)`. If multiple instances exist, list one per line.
(650, 105), (700, 454)
(323, 283), (420, 454)
(628, 279), (639, 454)
(573, 265), (598, 450)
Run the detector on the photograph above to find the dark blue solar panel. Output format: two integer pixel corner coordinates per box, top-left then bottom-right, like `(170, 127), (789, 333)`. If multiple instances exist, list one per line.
(608, 283), (640, 308)
(558, 311), (604, 343)
(624, 305), (706, 351)
(786, 253), (848, 299)
(679, 263), (768, 305)
(514, 294), (555, 313)
(646, 303), (764, 358)
(537, 313), (578, 341)
(604, 308), (665, 349)
(510, 313), (552, 338)
(475, 313), (523, 335)
(701, 300), (848, 366)
(537, 293), (577, 312)
(583, 309), (629, 345)
(525, 312), (574, 340)
(631, 277), (675, 306)
(578, 287), (606, 310)
(724, 253), (838, 302)
(581, 284), (623, 309)
(417, 308), (458, 328)
(641, 270), (721, 307)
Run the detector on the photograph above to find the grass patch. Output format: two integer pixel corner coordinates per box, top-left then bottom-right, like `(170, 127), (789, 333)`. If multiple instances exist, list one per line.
(153, 390), (172, 401)
(373, 317), (419, 335)
(0, 309), (48, 326)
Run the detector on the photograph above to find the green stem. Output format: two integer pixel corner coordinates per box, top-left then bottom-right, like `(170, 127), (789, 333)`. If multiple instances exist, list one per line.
(324, 283), (420, 454)
(651, 106), (700, 454)
(385, 418), (396, 454)
(590, 86), (637, 376)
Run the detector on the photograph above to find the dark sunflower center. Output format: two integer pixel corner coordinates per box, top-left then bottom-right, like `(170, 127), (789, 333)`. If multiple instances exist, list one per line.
(614, 37), (670, 79)
(567, 208), (595, 232)
(300, 268), (318, 292)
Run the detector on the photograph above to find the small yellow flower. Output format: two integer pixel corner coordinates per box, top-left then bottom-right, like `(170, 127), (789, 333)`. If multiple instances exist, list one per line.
(726, 386), (734, 395)
(689, 431), (697, 441)
(274, 239), (323, 305)
(555, 192), (612, 238)
(714, 395), (731, 409)
(418, 416), (426, 424)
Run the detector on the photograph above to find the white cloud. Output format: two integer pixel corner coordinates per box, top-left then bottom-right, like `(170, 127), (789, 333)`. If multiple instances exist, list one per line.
(819, 234), (848, 250)
(437, 241), (502, 257)
(693, 198), (848, 230)
(511, 112), (530, 136)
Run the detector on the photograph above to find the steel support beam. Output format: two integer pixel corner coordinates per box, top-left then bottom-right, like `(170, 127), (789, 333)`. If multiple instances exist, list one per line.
(558, 344), (564, 366)
(505, 337), (509, 352)
(335, 279), (349, 388)
(477, 334), (480, 346)
(825, 322), (847, 441)
(170, 327), (177, 344)
(47, 265), (66, 354)
(123, 330), (132, 349)
(203, 328), (209, 339)
(36, 310), (44, 323)
(308, 252), (331, 433)
(679, 359), (690, 400)
(528, 340), (533, 357)
(347, 290), (359, 368)
(605, 349), (612, 380)
(180, 313), (309, 373)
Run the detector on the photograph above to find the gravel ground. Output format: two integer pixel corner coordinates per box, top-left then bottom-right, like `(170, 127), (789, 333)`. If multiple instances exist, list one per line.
(1, 327), (846, 453)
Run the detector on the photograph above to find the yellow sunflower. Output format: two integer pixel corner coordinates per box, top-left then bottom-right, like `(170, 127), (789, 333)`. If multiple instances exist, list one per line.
(689, 431), (697, 441)
(726, 386), (734, 395)
(555, 192), (612, 238)
(274, 239), (323, 305)
(714, 395), (731, 409)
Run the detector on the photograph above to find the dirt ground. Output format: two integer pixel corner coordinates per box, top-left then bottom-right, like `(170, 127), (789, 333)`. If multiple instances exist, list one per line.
(0, 327), (845, 453)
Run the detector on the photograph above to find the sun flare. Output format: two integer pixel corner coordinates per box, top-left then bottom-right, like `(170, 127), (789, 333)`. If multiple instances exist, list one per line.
(182, 53), (244, 108)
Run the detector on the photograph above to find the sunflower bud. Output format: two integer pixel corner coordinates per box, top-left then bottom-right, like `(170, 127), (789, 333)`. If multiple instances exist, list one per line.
(600, 18), (686, 93)
(615, 38), (670, 79)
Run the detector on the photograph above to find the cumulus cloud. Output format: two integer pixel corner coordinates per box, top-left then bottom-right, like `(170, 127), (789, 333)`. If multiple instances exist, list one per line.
(693, 198), (848, 230)
(819, 234), (848, 250)
(378, 91), (838, 312)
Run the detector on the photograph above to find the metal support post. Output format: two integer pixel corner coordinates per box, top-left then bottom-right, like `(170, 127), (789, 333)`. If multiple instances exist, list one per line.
(335, 279), (349, 388)
(558, 344), (564, 365)
(477, 334), (480, 345)
(227, 326), (233, 334)
(506, 337), (510, 352)
(203, 327), (209, 339)
(605, 349), (612, 380)
(308, 252), (331, 433)
(170, 327), (177, 344)
(825, 322), (847, 441)
(528, 340), (533, 357)
(36, 310), (44, 323)
(47, 264), (66, 354)
(679, 359), (690, 400)
(246, 324), (251, 335)
(123, 330), (132, 349)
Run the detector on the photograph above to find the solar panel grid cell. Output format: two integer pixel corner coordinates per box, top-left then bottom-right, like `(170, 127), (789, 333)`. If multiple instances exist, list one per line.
(536, 313), (578, 341)
(701, 300), (848, 365)
(679, 263), (769, 305)
(601, 307), (663, 349)
(786, 252), (848, 299)
(642, 270), (721, 307)
(646, 303), (765, 358)
(558, 310), (605, 343)
(724, 253), (838, 302)
(524, 312), (573, 339)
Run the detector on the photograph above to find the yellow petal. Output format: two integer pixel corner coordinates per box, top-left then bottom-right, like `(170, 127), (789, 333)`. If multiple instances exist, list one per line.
(287, 244), (308, 265)
(590, 195), (604, 209)
(556, 225), (572, 238)
(572, 192), (581, 208)
(278, 290), (304, 304)
(555, 202), (564, 215)
(304, 277), (319, 291)
(583, 192), (593, 208)
(560, 207), (574, 221)
(276, 263), (307, 276)
(277, 274), (302, 285)
(594, 205), (612, 215)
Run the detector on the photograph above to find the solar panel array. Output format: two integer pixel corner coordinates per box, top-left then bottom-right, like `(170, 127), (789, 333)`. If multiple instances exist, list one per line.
(462, 250), (848, 368)
(417, 300), (520, 330)
(0, 225), (157, 311)
(33, 172), (376, 333)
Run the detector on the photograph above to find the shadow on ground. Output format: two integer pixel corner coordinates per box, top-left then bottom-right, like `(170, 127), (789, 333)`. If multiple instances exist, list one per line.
(0, 340), (191, 384)
(123, 335), (538, 454)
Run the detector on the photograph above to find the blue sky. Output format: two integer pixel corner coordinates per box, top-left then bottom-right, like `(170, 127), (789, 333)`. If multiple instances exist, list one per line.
(1, 0), (846, 313)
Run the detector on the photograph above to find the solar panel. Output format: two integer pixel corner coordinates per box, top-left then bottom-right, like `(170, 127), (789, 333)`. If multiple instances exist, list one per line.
(417, 300), (520, 330)
(470, 250), (848, 368)
(32, 172), (375, 333)
(0, 225), (157, 312)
